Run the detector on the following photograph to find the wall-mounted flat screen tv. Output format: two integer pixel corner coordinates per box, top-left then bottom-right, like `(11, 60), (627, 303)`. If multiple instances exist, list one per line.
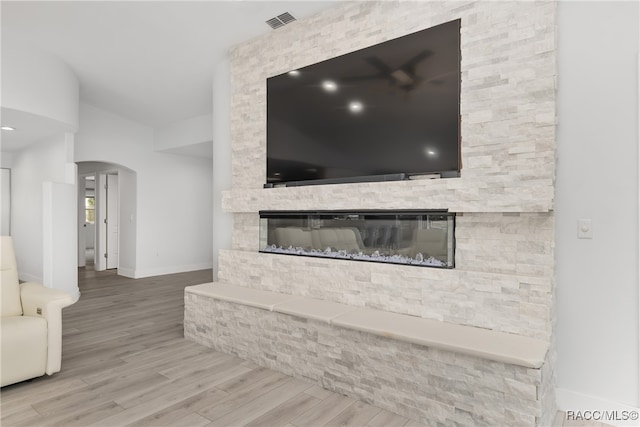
(266, 19), (461, 187)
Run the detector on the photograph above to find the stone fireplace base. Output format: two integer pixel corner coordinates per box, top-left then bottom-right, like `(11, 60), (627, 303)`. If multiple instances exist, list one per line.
(185, 285), (557, 426)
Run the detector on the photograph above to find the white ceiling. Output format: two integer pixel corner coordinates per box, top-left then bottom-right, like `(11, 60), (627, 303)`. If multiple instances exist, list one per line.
(1, 1), (339, 129)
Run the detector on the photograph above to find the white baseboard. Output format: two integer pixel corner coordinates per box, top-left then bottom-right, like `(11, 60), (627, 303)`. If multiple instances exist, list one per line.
(70, 289), (81, 303)
(117, 267), (136, 278)
(557, 388), (640, 427)
(119, 262), (213, 279)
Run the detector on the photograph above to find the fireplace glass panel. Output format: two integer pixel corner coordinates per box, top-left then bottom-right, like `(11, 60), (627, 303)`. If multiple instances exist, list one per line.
(259, 211), (454, 268)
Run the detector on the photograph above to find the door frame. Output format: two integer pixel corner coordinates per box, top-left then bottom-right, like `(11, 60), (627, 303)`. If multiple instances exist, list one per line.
(95, 172), (119, 271)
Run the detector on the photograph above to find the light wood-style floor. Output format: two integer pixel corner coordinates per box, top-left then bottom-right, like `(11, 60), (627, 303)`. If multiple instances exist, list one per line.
(1, 267), (607, 427)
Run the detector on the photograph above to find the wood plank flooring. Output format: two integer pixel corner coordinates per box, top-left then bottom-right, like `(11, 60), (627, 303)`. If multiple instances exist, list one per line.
(0, 267), (608, 427)
(1, 267), (407, 427)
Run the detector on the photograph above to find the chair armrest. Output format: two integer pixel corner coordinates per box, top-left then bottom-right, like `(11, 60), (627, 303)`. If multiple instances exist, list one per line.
(20, 282), (74, 317)
(19, 282), (75, 375)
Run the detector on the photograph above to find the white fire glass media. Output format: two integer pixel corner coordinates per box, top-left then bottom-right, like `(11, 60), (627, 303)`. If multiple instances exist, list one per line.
(259, 210), (455, 268)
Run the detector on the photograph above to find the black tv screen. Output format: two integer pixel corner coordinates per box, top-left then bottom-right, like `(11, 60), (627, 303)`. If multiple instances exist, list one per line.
(267, 19), (461, 186)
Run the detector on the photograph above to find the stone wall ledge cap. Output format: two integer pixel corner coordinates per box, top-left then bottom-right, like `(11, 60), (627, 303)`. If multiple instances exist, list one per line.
(186, 282), (549, 369)
(332, 308), (549, 369)
(185, 282), (301, 311)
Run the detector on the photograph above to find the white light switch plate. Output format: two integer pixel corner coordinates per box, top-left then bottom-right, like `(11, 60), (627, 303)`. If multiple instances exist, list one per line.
(577, 218), (593, 239)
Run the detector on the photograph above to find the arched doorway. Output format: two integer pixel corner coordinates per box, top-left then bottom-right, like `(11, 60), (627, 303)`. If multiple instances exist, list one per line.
(77, 161), (137, 274)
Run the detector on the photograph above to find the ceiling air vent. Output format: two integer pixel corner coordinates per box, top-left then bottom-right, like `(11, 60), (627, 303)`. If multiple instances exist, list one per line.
(266, 12), (296, 29)
(277, 12), (296, 25)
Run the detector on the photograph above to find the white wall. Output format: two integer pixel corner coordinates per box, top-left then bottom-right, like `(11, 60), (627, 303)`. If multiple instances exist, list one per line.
(1, 153), (14, 169)
(1, 168), (10, 235)
(75, 103), (213, 278)
(43, 180), (78, 298)
(155, 113), (212, 152)
(117, 168), (137, 274)
(212, 57), (232, 279)
(11, 134), (67, 281)
(10, 132), (79, 300)
(1, 34), (79, 131)
(1, 33), (80, 299)
(1, 156), (13, 235)
(556, 0), (639, 414)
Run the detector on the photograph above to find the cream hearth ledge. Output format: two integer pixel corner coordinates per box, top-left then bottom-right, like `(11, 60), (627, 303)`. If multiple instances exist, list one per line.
(185, 282), (549, 369)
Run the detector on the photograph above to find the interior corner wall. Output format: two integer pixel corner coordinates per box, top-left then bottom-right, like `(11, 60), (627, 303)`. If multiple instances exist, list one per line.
(43, 181), (78, 300)
(1, 153), (14, 169)
(556, 0), (639, 410)
(117, 168), (137, 275)
(1, 168), (10, 235)
(212, 56), (233, 280)
(75, 103), (213, 278)
(154, 113), (213, 152)
(10, 133), (71, 283)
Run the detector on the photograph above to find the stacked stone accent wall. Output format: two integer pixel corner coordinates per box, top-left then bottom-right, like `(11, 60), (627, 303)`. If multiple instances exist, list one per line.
(222, 0), (557, 338)
(208, 1), (558, 424)
(228, 1), (556, 193)
(219, 212), (554, 339)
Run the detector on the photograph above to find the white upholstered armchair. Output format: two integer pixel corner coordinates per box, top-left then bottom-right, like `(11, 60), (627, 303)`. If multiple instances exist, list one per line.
(1, 236), (75, 387)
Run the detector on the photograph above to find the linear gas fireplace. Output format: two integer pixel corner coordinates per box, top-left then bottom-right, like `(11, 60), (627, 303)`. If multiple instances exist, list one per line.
(259, 210), (455, 268)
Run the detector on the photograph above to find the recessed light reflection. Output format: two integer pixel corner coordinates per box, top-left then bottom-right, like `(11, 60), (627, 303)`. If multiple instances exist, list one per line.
(288, 70), (300, 77)
(425, 148), (438, 157)
(348, 101), (363, 114)
(1, 126), (15, 131)
(321, 80), (338, 92)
